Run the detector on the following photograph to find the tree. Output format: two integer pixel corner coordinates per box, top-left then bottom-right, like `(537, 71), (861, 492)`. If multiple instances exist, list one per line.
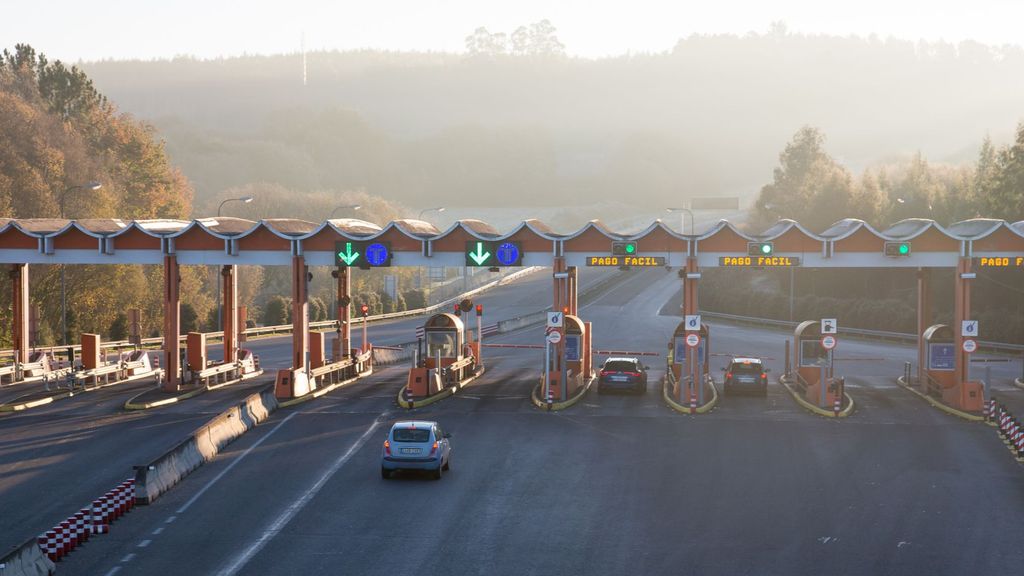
(465, 27), (508, 56)
(180, 303), (199, 334)
(753, 126), (855, 231)
(510, 20), (565, 56)
(990, 122), (1024, 220)
(263, 295), (291, 326)
(109, 313), (128, 341)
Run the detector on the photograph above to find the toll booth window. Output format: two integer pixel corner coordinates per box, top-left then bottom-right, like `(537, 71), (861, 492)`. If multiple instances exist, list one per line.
(674, 338), (686, 364)
(426, 332), (456, 358)
(800, 340), (829, 367)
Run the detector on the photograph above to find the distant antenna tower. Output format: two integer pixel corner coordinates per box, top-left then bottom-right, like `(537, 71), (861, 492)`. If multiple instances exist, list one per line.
(301, 32), (307, 86)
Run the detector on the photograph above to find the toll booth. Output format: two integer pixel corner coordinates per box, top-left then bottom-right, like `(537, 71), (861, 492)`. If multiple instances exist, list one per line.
(547, 315), (591, 400)
(792, 321), (841, 408)
(922, 324), (984, 411)
(670, 321), (709, 401)
(407, 313), (476, 398)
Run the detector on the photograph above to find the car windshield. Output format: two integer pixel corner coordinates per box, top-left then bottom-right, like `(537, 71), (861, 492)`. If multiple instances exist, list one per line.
(393, 428), (431, 442)
(731, 362), (763, 375)
(604, 361), (638, 372)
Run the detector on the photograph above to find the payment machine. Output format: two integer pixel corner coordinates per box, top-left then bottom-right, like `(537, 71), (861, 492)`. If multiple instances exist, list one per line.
(922, 324), (983, 411)
(670, 321), (709, 402)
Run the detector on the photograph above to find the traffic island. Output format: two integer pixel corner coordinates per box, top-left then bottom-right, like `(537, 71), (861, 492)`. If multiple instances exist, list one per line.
(1015, 378), (1023, 390)
(662, 376), (718, 415)
(780, 374), (855, 418)
(895, 376), (984, 422)
(530, 375), (595, 412)
(398, 367), (485, 409)
(279, 366), (372, 408)
(1, 369), (165, 413)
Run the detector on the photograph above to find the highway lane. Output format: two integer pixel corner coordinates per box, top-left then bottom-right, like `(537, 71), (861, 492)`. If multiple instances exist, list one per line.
(0, 267), (621, 554)
(58, 269), (1024, 575)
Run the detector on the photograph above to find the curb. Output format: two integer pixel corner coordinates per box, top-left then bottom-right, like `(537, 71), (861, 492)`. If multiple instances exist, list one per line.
(1, 369), (166, 412)
(896, 376), (984, 422)
(124, 383), (208, 410)
(662, 376), (718, 414)
(397, 367), (485, 409)
(779, 375), (855, 418)
(529, 376), (595, 412)
(280, 368), (372, 408)
(1015, 378), (1023, 390)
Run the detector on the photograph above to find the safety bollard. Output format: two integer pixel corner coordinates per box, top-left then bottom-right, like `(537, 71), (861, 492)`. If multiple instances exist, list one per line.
(833, 397), (841, 416)
(546, 390), (554, 408)
(689, 392), (697, 415)
(404, 388), (413, 409)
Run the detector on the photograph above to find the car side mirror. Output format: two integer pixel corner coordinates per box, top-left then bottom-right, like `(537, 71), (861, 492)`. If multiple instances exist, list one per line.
(443, 432), (452, 439)
(764, 368), (771, 373)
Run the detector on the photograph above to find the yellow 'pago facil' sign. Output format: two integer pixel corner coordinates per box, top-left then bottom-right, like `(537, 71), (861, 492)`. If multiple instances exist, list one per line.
(586, 256), (666, 267)
(718, 256), (802, 267)
(976, 256), (1024, 268)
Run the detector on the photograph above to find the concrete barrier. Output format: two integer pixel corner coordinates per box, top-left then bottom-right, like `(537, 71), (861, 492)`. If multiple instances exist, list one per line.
(0, 537), (55, 576)
(134, 385), (278, 504)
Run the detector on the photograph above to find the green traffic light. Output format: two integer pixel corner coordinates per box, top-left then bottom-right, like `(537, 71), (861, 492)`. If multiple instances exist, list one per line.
(899, 243), (910, 255)
(626, 243), (636, 254)
(761, 243), (772, 254)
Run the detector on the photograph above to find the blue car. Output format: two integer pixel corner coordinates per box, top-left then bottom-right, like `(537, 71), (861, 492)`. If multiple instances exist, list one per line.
(381, 421), (452, 480)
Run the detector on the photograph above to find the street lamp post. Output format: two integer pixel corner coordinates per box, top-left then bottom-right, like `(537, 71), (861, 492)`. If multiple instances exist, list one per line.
(329, 204), (361, 219)
(666, 207), (695, 235)
(60, 181), (102, 350)
(217, 195), (254, 217)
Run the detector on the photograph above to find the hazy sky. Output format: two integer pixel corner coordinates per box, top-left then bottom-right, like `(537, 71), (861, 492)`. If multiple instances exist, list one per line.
(3, 0), (1021, 62)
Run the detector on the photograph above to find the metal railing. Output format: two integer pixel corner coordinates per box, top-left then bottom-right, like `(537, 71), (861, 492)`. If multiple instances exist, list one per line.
(700, 311), (1024, 354)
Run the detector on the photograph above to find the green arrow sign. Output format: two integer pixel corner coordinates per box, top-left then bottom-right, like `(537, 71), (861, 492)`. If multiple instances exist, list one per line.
(337, 242), (360, 266)
(468, 241), (491, 266)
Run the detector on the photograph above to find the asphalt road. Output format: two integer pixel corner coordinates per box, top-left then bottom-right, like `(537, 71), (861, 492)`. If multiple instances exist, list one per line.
(0, 267), (620, 554)
(52, 268), (1024, 576)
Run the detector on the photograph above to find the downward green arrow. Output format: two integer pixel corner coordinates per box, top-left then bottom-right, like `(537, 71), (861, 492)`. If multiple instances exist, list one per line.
(337, 242), (360, 266)
(469, 241), (491, 266)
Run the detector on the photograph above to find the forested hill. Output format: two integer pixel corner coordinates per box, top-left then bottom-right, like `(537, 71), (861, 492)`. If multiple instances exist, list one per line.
(81, 32), (1024, 210)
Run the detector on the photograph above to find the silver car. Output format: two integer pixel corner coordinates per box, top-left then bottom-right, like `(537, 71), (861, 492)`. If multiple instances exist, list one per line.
(381, 421), (452, 480)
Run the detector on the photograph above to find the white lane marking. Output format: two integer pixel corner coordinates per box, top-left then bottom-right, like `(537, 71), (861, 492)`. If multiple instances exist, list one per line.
(164, 516), (176, 524)
(177, 413), (297, 514)
(120, 553), (136, 562)
(152, 527), (164, 535)
(104, 568), (122, 576)
(137, 539), (152, 548)
(217, 418), (384, 576)
(898, 541), (911, 548)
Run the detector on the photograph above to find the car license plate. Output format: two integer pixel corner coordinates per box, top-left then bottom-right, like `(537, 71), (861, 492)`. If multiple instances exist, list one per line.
(612, 376), (626, 382)
(401, 448), (420, 454)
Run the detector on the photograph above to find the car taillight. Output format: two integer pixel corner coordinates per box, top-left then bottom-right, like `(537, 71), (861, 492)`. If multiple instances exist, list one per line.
(625, 372), (640, 377)
(383, 439), (391, 456)
(600, 370), (611, 376)
(725, 372), (732, 379)
(761, 373), (768, 380)
(429, 441), (438, 456)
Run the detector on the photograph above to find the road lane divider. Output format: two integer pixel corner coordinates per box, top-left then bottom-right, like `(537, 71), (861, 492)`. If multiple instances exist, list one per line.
(662, 373), (718, 415)
(529, 375), (595, 412)
(133, 385), (279, 504)
(397, 366), (485, 409)
(780, 374), (855, 418)
(217, 418), (384, 576)
(989, 400), (1024, 463)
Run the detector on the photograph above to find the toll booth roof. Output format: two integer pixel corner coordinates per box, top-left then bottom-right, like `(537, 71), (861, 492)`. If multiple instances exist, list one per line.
(922, 324), (952, 340)
(425, 313), (465, 331)
(794, 320), (820, 337)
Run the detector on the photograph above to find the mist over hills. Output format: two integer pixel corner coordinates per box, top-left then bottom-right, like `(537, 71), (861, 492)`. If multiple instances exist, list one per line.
(81, 31), (1024, 217)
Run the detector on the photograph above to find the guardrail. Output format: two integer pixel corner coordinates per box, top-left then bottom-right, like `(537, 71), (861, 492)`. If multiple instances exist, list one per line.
(700, 311), (1024, 354)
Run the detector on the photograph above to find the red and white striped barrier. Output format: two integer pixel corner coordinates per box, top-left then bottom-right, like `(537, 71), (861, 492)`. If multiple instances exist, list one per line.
(37, 477), (134, 562)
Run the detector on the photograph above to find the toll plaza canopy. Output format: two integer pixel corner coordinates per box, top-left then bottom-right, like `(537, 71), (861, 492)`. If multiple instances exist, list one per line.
(0, 217), (1021, 268)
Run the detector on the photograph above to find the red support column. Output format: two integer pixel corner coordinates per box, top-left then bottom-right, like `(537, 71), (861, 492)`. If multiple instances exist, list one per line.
(568, 266), (578, 316)
(916, 268), (930, 387)
(163, 255), (181, 391)
(10, 264), (29, 366)
(292, 256), (310, 371)
(683, 256), (700, 400)
(953, 257), (972, 388)
(334, 266), (351, 360)
(221, 265), (237, 364)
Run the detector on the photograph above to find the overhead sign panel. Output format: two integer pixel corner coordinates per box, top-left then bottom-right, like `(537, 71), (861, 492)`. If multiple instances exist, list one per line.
(335, 241), (392, 268)
(586, 256), (666, 267)
(718, 256), (801, 267)
(976, 257), (1024, 268)
(465, 241), (523, 267)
